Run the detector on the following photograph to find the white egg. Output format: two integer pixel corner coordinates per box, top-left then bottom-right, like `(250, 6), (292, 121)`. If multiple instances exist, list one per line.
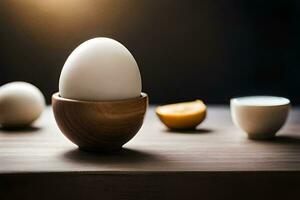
(59, 37), (142, 101)
(0, 82), (45, 127)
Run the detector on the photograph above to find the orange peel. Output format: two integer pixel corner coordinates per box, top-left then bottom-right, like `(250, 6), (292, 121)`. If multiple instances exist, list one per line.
(156, 100), (207, 130)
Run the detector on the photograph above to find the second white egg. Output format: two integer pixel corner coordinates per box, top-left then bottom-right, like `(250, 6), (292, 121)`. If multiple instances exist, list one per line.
(0, 82), (45, 127)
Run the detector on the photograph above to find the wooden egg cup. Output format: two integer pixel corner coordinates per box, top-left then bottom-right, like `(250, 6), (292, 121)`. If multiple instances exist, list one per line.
(52, 92), (148, 152)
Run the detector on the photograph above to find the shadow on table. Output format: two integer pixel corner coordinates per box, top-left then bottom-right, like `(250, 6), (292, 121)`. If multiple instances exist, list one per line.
(255, 135), (300, 145)
(163, 128), (213, 134)
(0, 126), (41, 134)
(62, 147), (164, 165)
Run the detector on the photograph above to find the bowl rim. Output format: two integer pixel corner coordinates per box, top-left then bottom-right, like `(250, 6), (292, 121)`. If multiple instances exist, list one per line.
(52, 92), (147, 104)
(230, 96), (290, 108)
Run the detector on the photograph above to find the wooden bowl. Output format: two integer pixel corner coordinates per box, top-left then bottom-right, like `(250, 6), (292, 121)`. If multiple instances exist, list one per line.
(52, 92), (148, 151)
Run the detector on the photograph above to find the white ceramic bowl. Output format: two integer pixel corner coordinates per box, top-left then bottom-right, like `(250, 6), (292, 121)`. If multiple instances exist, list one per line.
(230, 96), (290, 139)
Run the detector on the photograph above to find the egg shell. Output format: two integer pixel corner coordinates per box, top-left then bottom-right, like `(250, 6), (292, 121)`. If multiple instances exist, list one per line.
(0, 82), (45, 127)
(59, 37), (142, 101)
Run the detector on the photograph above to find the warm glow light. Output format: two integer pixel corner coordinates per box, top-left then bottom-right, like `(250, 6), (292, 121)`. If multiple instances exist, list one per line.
(9, 0), (97, 17)
(7, 0), (98, 31)
(4, 0), (140, 48)
(4, 0), (126, 45)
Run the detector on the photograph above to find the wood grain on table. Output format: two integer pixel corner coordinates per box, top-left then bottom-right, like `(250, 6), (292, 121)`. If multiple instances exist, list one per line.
(0, 106), (300, 200)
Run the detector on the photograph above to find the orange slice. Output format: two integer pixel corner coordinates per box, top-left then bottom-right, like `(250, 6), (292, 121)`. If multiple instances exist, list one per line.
(156, 100), (207, 130)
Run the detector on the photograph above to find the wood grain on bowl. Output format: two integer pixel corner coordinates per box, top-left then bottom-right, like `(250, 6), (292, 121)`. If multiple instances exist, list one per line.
(52, 92), (148, 151)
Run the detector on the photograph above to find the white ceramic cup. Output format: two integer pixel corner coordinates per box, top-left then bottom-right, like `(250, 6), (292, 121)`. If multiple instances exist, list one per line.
(230, 96), (290, 139)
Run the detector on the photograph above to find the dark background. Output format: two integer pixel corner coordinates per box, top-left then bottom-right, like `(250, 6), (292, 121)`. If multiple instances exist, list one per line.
(0, 0), (299, 104)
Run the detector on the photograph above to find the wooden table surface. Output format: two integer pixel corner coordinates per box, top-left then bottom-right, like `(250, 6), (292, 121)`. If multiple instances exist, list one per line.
(1, 106), (300, 200)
